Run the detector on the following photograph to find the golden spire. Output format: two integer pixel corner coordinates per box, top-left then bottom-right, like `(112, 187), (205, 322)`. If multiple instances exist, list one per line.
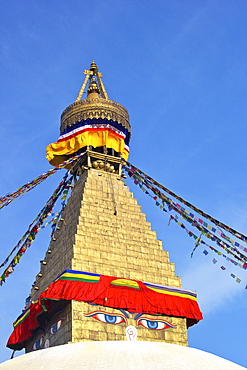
(89, 60), (98, 73)
(87, 77), (100, 98)
(46, 61), (131, 167)
(75, 60), (108, 102)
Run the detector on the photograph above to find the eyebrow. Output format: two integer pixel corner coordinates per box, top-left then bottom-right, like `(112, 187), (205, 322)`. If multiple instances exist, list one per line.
(134, 313), (143, 320)
(119, 309), (129, 318)
(87, 304), (129, 318)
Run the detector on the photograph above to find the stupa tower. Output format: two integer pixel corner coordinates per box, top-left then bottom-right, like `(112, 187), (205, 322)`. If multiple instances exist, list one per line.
(7, 62), (202, 354)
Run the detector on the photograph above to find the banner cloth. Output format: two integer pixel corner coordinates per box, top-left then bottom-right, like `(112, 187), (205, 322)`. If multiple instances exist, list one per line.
(7, 269), (203, 350)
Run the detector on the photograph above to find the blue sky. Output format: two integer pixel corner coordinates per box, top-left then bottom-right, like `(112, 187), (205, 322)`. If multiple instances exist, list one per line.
(0, 0), (246, 367)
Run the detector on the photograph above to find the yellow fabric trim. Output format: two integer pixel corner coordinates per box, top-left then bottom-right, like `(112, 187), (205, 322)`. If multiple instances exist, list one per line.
(147, 287), (197, 301)
(111, 279), (140, 289)
(14, 310), (30, 327)
(58, 272), (100, 281)
(46, 131), (129, 166)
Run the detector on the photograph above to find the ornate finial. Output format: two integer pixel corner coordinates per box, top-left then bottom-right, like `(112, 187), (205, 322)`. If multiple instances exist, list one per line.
(87, 77), (100, 98)
(90, 60), (98, 74)
(75, 61), (108, 102)
(47, 62), (131, 167)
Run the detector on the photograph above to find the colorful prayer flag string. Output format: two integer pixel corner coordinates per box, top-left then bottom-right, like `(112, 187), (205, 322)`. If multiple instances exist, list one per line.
(49, 182), (73, 239)
(0, 173), (73, 285)
(169, 213), (246, 269)
(132, 172), (246, 265)
(136, 181), (246, 269)
(202, 249), (244, 285)
(122, 161), (247, 285)
(122, 161), (247, 244)
(0, 152), (85, 210)
(142, 181), (246, 263)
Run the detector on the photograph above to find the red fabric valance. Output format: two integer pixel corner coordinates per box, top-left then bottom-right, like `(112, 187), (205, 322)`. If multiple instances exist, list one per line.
(7, 270), (203, 350)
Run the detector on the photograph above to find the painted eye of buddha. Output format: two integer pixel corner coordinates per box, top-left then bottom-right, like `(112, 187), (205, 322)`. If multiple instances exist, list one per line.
(84, 311), (127, 325)
(137, 316), (177, 330)
(32, 336), (44, 350)
(50, 318), (65, 335)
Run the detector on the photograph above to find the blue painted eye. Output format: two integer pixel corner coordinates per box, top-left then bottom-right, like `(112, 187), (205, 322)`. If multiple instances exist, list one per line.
(84, 311), (126, 325)
(50, 318), (64, 335)
(32, 336), (44, 350)
(105, 314), (118, 323)
(137, 316), (177, 330)
(146, 320), (158, 329)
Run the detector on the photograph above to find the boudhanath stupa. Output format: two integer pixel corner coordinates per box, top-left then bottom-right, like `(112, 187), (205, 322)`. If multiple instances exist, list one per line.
(0, 62), (244, 370)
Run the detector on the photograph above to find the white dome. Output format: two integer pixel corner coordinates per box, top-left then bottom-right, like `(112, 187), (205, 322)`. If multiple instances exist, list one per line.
(0, 341), (244, 370)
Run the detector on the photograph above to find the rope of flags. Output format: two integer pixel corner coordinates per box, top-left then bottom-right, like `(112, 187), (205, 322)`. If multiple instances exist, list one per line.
(122, 161), (247, 288)
(0, 152), (85, 210)
(1, 154), (246, 287)
(202, 249), (243, 284)
(123, 161), (247, 244)
(0, 173), (73, 285)
(49, 181), (72, 240)
(169, 215), (246, 269)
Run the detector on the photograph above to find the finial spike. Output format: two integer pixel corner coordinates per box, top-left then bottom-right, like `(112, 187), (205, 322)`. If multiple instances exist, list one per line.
(87, 77), (100, 98)
(75, 61), (108, 102)
(90, 60), (98, 74)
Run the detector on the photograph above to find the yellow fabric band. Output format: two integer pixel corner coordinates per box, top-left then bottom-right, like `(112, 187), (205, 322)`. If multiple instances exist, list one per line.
(46, 130), (129, 167)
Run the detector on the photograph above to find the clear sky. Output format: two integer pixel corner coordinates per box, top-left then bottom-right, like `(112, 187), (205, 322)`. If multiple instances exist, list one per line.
(0, 0), (246, 367)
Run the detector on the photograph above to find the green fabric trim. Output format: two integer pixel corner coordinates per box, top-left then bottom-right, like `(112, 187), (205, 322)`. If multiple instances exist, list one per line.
(58, 277), (99, 283)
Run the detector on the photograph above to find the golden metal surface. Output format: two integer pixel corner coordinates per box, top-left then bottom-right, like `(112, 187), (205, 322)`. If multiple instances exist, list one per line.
(75, 61), (108, 102)
(60, 97), (130, 134)
(75, 74), (90, 102)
